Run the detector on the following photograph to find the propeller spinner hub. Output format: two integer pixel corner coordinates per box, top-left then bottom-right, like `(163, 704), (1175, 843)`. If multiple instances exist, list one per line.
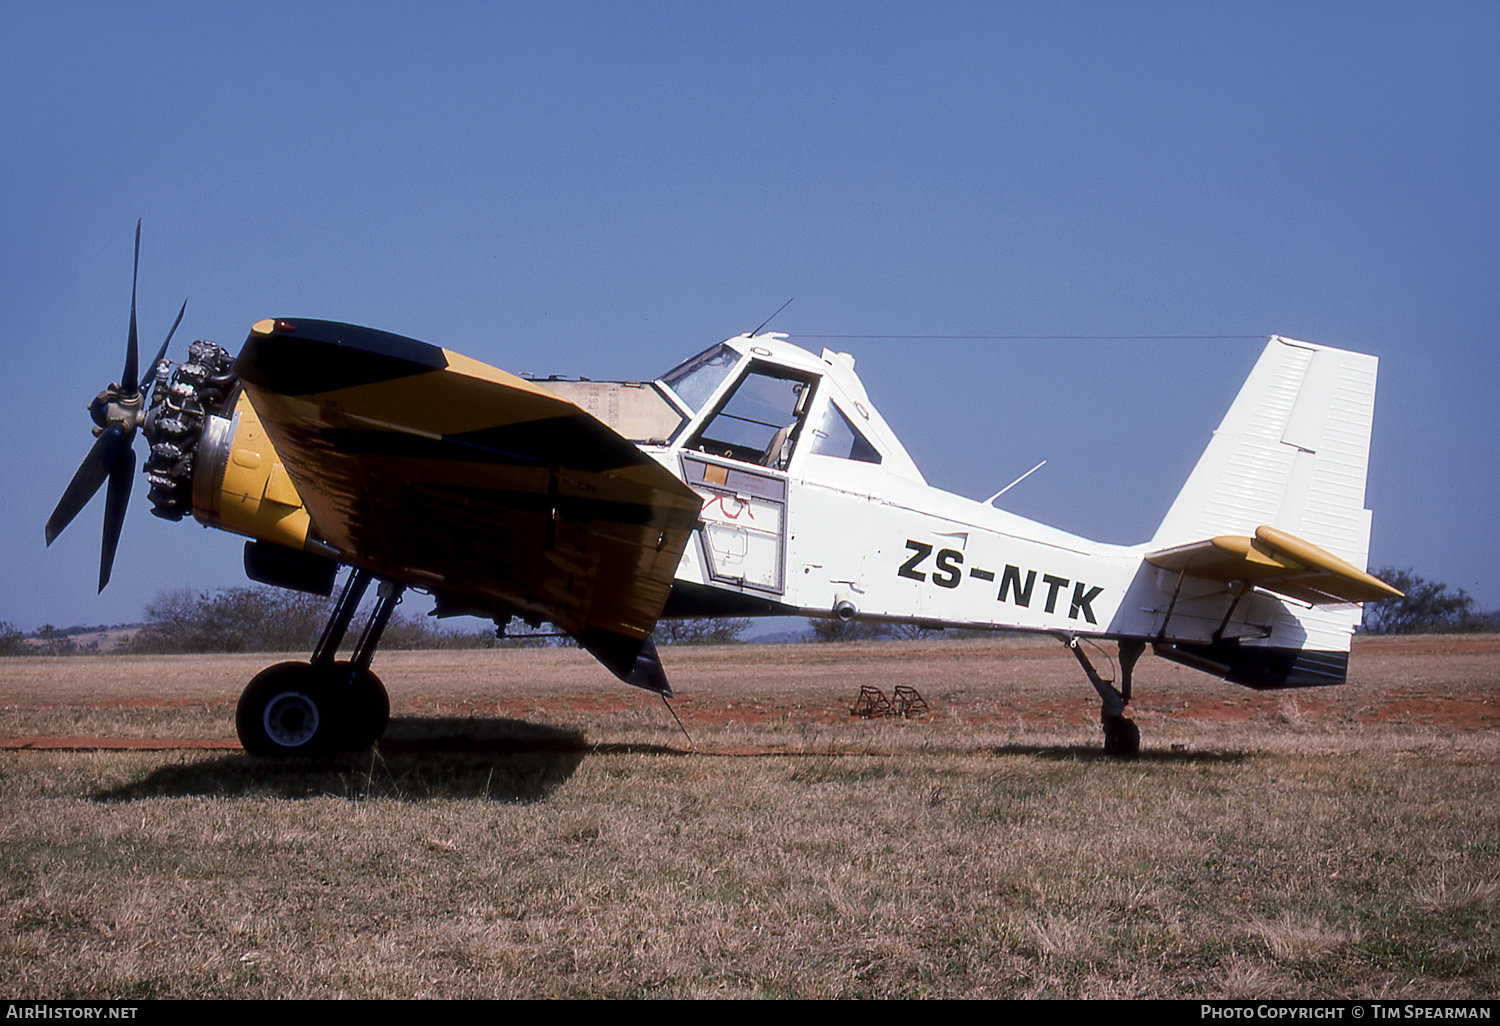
(89, 385), (145, 436)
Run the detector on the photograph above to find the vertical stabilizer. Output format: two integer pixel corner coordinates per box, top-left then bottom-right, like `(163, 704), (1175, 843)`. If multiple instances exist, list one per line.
(1151, 336), (1379, 570)
(1144, 337), (1382, 684)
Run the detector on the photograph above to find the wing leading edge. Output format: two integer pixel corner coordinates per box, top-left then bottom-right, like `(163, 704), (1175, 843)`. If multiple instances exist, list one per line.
(234, 318), (704, 693)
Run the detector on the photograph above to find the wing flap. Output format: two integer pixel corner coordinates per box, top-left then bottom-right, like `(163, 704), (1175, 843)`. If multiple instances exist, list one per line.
(1146, 525), (1402, 605)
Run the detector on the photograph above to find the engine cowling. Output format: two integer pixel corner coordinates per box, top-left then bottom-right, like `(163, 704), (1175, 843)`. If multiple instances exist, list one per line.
(193, 393), (320, 551)
(143, 341), (329, 556)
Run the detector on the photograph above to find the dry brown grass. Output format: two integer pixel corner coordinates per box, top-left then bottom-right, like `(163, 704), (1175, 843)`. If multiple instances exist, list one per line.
(1, 636), (1496, 998)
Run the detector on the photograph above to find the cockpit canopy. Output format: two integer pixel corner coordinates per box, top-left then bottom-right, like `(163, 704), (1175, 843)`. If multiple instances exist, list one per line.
(658, 334), (924, 483)
(659, 344), (739, 415)
(534, 333), (924, 483)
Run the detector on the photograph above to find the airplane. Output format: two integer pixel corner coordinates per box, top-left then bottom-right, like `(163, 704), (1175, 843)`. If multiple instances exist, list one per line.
(46, 224), (1402, 759)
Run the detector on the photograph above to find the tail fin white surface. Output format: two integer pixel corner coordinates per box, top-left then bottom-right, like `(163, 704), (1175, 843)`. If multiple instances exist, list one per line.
(1141, 337), (1382, 685)
(1152, 336), (1379, 571)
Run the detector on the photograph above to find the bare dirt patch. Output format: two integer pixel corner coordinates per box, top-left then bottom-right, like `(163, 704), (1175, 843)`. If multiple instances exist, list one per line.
(3, 634), (1495, 749)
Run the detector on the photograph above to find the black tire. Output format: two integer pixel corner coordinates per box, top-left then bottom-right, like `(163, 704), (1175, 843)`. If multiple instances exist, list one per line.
(336, 665), (390, 752)
(236, 662), (338, 758)
(1102, 714), (1141, 759)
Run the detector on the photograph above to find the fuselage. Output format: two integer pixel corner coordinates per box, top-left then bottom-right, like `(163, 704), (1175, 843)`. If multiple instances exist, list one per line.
(570, 332), (1150, 638)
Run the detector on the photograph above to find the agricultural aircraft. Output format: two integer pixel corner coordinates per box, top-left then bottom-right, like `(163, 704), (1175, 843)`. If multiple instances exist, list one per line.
(47, 224), (1401, 758)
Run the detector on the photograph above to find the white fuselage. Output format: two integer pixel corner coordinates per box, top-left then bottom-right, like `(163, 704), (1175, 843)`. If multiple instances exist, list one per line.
(643, 333), (1146, 638)
(642, 331), (1371, 660)
(659, 442), (1146, 636)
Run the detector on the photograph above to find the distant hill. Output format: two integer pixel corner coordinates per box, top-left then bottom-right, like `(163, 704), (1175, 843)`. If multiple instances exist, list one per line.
(17, 623), (143, 654)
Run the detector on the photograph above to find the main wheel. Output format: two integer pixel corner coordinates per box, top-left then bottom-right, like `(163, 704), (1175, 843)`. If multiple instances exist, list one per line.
(1102, 714), (1141, 759)
(335, 665), (390, 752)
(236, 662), (338, 758)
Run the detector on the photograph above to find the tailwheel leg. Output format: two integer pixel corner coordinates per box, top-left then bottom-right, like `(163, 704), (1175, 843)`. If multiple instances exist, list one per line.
(1064, 636), (1145, 759)
(235, 570), (402, 757)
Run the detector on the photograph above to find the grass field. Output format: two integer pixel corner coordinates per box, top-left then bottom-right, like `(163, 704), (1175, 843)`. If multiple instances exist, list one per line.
(2, 636), (1496, 998)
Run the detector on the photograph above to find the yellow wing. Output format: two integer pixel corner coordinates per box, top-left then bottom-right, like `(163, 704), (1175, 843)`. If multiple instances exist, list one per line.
(232, 318), (703, 675)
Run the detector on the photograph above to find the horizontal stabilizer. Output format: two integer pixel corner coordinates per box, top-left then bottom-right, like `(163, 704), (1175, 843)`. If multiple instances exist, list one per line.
(1146, 525), (1402, 606)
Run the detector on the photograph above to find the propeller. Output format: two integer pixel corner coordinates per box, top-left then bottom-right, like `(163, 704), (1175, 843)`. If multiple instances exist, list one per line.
(45, 220), (187, 591)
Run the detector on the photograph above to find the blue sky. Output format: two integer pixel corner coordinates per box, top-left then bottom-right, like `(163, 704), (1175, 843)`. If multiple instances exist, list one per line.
(2, 1), (1496, 632)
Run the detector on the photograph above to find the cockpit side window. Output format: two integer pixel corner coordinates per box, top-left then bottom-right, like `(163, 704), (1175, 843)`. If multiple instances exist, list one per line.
(808, 400), (883, 464)
(659, 344), (740, 414)
(687, 364), (817, 470)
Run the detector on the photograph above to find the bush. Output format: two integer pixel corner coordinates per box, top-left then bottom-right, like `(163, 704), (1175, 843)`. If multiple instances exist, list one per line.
(0, 621), (24, 656)
(125, 587), (331, 653)
(381, 609), (497, 650)
(652, 617), (750, 645)
(125, 585), (498, 654)
(806, 618), (894, 642)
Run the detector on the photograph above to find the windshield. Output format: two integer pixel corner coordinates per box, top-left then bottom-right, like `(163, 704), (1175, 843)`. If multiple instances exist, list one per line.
(659, 344), (741, 413)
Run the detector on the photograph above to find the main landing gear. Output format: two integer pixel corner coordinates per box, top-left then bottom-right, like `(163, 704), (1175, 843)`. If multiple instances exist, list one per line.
(1065, 636), (1145, 759)
(235, 569), (402, 758)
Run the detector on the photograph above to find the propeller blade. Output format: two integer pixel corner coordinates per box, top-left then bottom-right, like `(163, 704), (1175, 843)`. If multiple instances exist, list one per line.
(122, 220), (141, 400)
(98, 443), (136, 592)
(45, 426), (128, 546)
(140, 298), (187, 395)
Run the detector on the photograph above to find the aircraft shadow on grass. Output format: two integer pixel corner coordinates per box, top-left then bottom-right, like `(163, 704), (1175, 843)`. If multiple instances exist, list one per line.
(83, 717), (1251, 803)
(91, 715), (608, 803)
(994, 742), (1250, 765)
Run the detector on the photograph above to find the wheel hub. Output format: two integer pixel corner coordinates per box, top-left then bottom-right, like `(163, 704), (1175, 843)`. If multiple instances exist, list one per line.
(263, 691), (321, 749)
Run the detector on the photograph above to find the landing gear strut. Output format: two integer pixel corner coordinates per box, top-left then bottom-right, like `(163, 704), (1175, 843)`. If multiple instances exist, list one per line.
(235, 569), (402, 757)
(1065, 637), (1145, 759)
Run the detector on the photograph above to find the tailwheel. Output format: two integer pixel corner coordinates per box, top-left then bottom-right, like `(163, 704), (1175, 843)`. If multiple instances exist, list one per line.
(1065, 636), (1147, 759)
(1102, 714), (1140, 759)
(236, 662), (339, 757)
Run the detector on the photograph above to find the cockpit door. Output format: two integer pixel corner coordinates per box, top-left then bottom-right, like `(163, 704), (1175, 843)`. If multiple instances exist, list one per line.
(680, 457), (788, 594)
(674, 363), (817, 597)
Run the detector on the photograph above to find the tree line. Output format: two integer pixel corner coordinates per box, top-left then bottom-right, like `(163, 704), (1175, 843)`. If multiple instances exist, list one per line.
(123, 587), (501, 654)
(0, 587), (751, 656)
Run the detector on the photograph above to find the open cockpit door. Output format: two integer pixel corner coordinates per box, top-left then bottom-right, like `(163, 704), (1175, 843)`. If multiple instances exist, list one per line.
(680, 456), (789, 594)
(674, 359), (818, 596)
